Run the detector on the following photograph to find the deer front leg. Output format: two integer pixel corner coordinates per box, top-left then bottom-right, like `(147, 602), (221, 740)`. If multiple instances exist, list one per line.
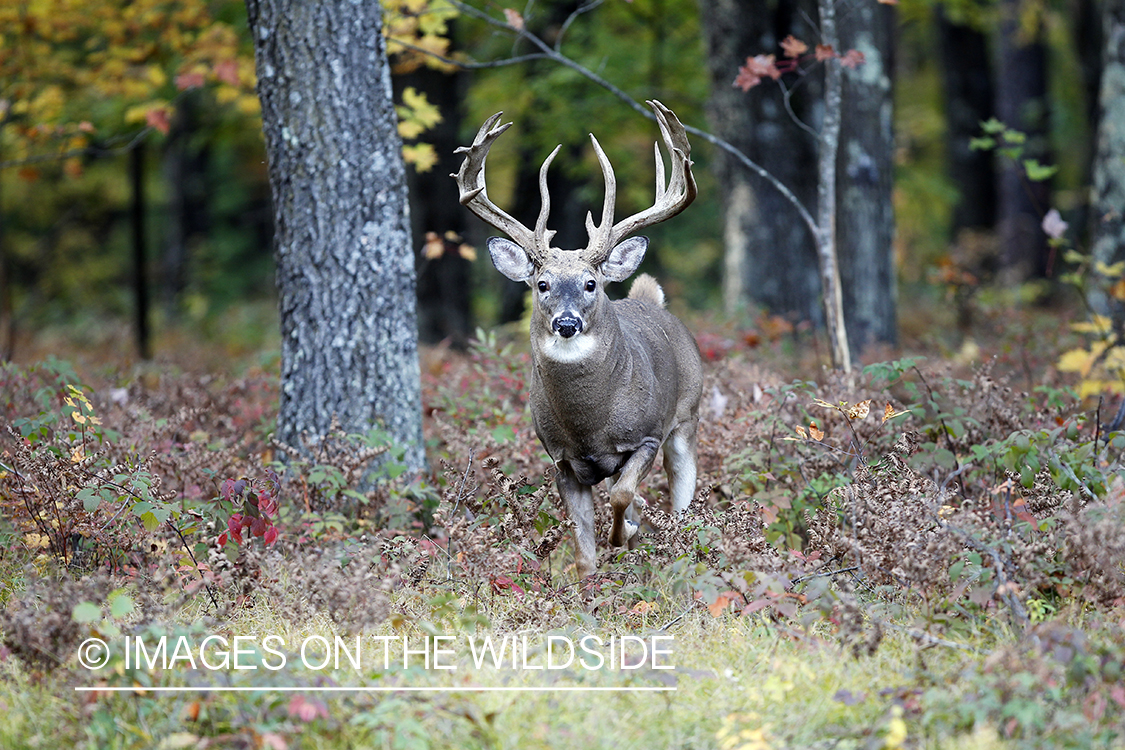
(557, 461), (597, 578)
(608, 438), (661, 547)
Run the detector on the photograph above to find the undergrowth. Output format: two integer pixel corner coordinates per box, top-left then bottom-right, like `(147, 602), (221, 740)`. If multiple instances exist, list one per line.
(1, 329), (1124, 747)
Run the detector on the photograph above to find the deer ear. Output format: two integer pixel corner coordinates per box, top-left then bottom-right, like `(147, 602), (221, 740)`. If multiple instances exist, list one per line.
(488, 237), (535, 282)
(601, 236), (648, 282)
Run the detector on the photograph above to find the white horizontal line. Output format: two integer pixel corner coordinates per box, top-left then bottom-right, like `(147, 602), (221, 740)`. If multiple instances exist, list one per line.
(74, 685), (676, 693)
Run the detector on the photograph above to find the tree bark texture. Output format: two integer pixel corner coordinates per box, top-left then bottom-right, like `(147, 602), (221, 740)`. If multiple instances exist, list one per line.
(995, 0), (1050, 281)
(1091, 0), (1125, 318)
(245, 0), (426, 474)
(699, 0), (822, 321)
(837, 0), (897, 357)
(816, 0), (850, 372)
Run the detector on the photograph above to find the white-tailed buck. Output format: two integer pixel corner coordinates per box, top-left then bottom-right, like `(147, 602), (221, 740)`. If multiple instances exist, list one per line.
(453, 100), (702, 578)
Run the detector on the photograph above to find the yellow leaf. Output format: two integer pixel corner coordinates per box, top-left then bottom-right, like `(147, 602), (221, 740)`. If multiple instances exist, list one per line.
(458, 244), (477, 261)
(809, 421), (824, 441)
(1095, 260), (1125, 278)
(23, 533), (51, 549)
(846, 399), (871, 419)
(402, 143), (438, 173)
(1071, 314), (1113, 334)
(795, 425), (808, 439)
(882, 403), (909, 423)
(402, 86), (442, 128)
(884, 706), (907, 749)
(423, 231), (444, 259)
(147, 64), (167, 87)
(1057, 347), (1096, 375)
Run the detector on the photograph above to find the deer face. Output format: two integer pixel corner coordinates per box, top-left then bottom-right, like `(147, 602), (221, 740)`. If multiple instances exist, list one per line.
(489, 236), (649, 362)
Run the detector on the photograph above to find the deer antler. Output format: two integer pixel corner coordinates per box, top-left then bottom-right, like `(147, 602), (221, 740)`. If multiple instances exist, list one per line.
(452, 112), (557, 265)
(584, 100), (697, 265)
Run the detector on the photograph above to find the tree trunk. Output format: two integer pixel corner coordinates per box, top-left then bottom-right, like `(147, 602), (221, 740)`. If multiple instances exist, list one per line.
(936, 6), (996, 233)
(699, 0), (822, 321)
(1091, 0), (1125, 319)
(162, 92), (211, 318)
(245, 0), (426, 476)
(837, 0), (897, 358)
(131, 143), (151, 360)
(815, 0), (850, 372)
(995, 0), (1050, 282)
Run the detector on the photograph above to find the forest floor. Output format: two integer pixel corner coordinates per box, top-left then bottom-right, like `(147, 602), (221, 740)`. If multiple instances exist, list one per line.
(1, 287), (1124, 749)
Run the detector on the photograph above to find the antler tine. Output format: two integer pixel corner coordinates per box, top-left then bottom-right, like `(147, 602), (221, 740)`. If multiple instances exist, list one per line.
(583, 134), (617, 264)
(604, 100), (697, 247)
(452, 112), (551, 264)
(536, 145), (561, 250)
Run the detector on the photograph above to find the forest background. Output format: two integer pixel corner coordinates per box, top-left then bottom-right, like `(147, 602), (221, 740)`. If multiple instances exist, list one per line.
(5, 0), (1125, 748)
(2, 0), (1111, 370)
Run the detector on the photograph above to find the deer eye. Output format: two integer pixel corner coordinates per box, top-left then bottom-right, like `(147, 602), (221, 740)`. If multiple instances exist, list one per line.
(538, 280), (549, 293)
(585, 280), (597, 293)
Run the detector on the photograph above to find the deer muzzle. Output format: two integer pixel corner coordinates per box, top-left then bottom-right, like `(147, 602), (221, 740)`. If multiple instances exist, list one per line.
(552, 314), (583, 339)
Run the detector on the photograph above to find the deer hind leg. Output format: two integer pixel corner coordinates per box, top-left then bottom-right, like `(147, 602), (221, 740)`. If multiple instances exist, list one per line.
(663, 423), (698, 515)
(609, 439), (660, 547)
(557, 462), (597, 578)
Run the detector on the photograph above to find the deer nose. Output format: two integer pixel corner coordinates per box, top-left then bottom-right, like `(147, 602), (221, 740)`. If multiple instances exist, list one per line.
(552, 315), (583, 338)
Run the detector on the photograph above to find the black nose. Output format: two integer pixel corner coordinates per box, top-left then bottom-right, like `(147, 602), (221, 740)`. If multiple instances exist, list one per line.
(553, 315), (582, 338)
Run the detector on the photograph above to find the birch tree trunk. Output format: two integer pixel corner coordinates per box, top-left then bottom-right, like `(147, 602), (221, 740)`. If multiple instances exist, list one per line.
(245, 0), (426, 476)
(816, 0), (850, 372)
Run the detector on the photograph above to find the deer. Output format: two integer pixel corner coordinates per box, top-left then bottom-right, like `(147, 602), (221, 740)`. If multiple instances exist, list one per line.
(452, 100), (702, 579)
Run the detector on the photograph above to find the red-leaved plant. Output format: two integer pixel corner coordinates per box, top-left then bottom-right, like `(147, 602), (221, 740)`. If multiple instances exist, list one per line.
(216, 471), (280, 547)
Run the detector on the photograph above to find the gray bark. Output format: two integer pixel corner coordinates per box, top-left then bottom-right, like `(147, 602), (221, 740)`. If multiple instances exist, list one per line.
(699, 0), (822, 320)
(1091, 0), (1125, 317)
(246, 0), (426, 475)
(816, 0), (850, 372)
(837, 0), (896, 357)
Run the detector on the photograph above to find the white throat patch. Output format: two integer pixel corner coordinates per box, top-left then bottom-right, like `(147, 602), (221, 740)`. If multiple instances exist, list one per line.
(539, 332), (598, 363)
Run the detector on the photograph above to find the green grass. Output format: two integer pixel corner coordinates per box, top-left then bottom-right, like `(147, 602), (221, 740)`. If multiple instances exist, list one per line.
(4, 574), (1109, 750)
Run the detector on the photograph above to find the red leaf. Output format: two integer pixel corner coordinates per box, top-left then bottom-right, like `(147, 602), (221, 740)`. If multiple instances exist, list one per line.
(780, 35), (808, 58)
(741, 599), (771, 615)
(264, 526), (279, 546)
(217, 532), (228, 547)
(145, 107), (170, 135)
(840, 49), (866, 69)
(175, 71), (206, 90)
(734, 54), (782, 92)
(815, 44), (836, 62)
(214, 60), (239, 86)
